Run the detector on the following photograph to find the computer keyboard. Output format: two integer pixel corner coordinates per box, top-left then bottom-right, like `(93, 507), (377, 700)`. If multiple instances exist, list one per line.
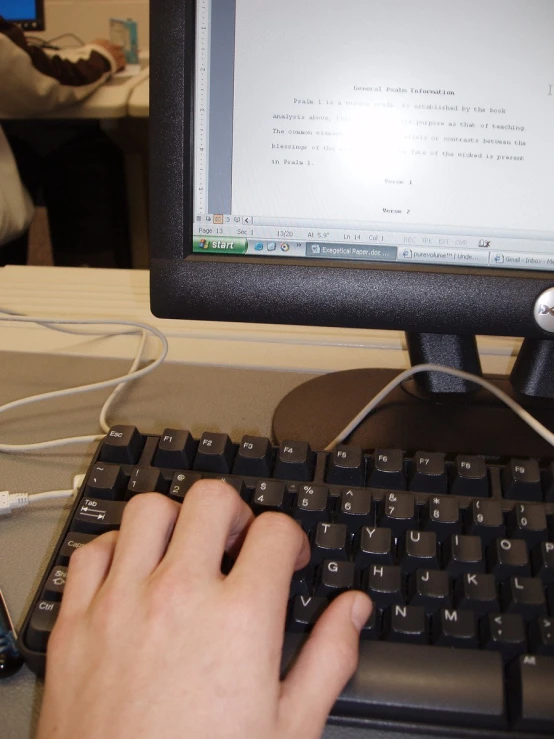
(19, 425), (554, 736)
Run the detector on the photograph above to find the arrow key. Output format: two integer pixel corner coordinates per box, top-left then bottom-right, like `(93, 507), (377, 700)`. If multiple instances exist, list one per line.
(70, 498), (126, 535)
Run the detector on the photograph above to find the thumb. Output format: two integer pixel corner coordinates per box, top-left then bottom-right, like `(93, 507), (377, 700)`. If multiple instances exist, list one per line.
(279, 591), (372, 738)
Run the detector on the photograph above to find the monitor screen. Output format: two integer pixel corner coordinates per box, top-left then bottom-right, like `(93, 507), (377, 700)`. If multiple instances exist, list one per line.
(0, 0), (44, 30)
(192, 0), (554, 272)
(150, 0), (554, 338)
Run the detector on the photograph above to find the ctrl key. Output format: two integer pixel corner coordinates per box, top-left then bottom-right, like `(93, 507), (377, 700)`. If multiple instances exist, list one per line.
(510, 655), (554, 732)
(26, 601), (60, 652)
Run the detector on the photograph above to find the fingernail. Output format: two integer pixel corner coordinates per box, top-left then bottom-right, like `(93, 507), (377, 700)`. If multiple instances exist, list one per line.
(350, 593), (372, 631)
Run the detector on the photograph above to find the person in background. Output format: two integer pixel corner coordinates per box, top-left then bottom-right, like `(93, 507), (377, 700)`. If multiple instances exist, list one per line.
(0, 17), (129, 267)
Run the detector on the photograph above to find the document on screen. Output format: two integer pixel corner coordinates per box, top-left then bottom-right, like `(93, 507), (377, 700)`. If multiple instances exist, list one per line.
(231, 0), (554, 235)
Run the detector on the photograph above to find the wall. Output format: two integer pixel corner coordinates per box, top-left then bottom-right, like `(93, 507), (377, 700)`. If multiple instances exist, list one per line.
(38, 0), (149, 48)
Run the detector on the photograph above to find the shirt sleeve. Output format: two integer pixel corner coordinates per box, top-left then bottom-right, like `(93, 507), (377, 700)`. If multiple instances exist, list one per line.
(0, 128), (34, 247)
(0, 17), (116, 116)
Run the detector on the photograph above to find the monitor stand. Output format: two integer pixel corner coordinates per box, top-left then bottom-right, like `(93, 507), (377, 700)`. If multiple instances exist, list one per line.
(272, 333), (554, 458)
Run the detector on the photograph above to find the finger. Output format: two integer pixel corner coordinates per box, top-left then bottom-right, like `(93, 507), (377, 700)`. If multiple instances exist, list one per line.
(280, 591), (372, 737)
(161, 480), (254, 579)
(227, 512), (309, 627)
(60, 531), (119, 618)
(103, 493), (179, 587)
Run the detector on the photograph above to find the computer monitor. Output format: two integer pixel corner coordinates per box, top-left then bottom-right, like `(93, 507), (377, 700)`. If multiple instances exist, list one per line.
(0, 0), (45, 30)
(150, 0), (554, 456)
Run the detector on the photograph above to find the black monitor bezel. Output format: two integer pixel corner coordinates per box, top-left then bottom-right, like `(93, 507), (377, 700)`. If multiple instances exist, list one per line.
(150, 0), (554, 339)
(3, 0), (45, 30)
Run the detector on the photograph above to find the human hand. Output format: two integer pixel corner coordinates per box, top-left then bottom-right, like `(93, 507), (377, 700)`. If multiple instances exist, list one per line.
(91, 39), (126, 71)
(37, 481), (372, 739)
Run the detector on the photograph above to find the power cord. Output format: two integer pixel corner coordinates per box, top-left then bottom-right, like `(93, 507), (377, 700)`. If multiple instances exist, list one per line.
(0, 475), (85, 516)
(0, 311), (168, 453)
(325, 362), (554, 451)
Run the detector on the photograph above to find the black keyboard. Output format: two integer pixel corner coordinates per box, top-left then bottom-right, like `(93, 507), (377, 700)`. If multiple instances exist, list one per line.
(19, 425), (554, 737)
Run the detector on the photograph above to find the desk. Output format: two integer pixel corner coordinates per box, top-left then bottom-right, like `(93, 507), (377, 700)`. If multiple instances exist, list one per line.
(0, 266), (522, 739)
(128, 77), (149, 118)
(0, 351), (442, 739)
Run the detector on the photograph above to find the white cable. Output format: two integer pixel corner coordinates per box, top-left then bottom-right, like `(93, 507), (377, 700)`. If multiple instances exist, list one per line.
(325, 362), (554, 452)
(0, 313), (168, 452)
(99, 328), (148, 433)
(0, 475), (84, 515)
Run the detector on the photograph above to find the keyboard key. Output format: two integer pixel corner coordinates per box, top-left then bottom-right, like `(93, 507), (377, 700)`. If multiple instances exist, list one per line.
(126, 467), (164, 499)
(336, 489), (372, 534)
(70, 498), (126, 535)
(315, 560), (357, 598)
(399, 530), (438, 574)
(383, 604), (428, 644)
(281, 639), (507, 728)
(456, 573), (498, 615)
(293, 485), (329, 531)
(508, 502), (548, 549)
(502, 459), (542, 501)
(193, 432), (235, 473)
(364, 564), (404, 608)
(232, 435), (273, 477)
(488, 538), (530, 581)
(378, 491), (416, 538)
(529, 617), (554, 656)
(409, 569), (451, 615)
(41, 566), (68, 602)
(532, 541), (554, 585)
(288, 595), (328, 632)
(368, 449), (406, 489)
(450, 455), (489, 497)
(509, 654), (554, 732)
(153, 428), (196, 469)
(410, 451), (447, 494)
(353, 526), (394, 568)
(432, 608), (478, 649)
(444, 534), (485, 576)
(252, 480), (288, 514)
(204, 475), (247, 499)
(424, 496), (461, 542)
(99, 425), (143, 464)
(466, 499), (504, 545)
(543, 463), (554, 503)
(311, 522), (348, 565)
(57, 532), (96, 566)
(25, 601), (60, 652)
(168, 471), (201, 502)
(84, 463), (126, 500)
(326, 444), (364, 486)
(274, 440), (314, 481)
(480, 613), (527, 663)
(502, 577), (547, 622)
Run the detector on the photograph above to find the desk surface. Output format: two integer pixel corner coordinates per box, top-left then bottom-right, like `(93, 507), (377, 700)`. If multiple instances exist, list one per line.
(0, 350), (437, 739)
(128, 77), (149, 118)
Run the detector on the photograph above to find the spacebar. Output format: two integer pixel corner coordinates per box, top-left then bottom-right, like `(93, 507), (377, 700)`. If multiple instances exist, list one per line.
(282, 637), (507, 729)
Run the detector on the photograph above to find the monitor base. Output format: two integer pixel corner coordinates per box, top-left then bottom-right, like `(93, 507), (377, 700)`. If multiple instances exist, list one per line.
(272, 368), (554, 458)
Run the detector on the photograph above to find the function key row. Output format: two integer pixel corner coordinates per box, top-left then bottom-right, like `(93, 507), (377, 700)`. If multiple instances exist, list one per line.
(99, 426), (554, 501)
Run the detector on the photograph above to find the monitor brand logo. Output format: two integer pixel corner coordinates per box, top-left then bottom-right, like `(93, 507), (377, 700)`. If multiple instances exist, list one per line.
(534, 289), (554, 333)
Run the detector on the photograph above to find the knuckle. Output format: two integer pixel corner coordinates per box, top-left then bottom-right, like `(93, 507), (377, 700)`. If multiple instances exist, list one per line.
(125, 492), (175, 516)
(188, 479), (238, 507)
(254, 511), (303, 542)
